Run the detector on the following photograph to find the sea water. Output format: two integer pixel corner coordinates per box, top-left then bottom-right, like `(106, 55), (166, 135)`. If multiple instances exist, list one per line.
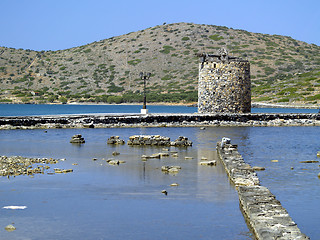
(239, 127), (320, 239)
(0, 104), (198, 116)
(0, 104), (320, 239)
(1, 126), (320, 239)
(0, 103), (319, 116)
(0, 127), (253, 240)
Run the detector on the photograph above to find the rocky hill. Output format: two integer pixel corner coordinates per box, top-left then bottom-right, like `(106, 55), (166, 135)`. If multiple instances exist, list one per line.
(0, 22), (320, 104)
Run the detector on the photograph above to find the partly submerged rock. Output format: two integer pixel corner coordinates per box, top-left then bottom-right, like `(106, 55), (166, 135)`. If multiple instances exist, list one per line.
(107, 136), (125, 145)
(299, 160), (319, 163)
(107, 159), (119, 165)
(161, 165), (181, 174)
(161, 190), (168, 195)
(170, 183), (179, 187)
(171, 136), (193, 147)
(112, 151), (120, 156)
(70, 134), (85, 144)
(200, 160), (217, 166)
(252, 166), (266, 171)
(5, 224), (16, 232)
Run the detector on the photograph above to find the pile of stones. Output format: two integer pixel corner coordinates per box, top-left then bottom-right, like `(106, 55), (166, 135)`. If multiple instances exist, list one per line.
(171, 136), (192, 146)
(127, 135), (170, 146)
(70, 134), (85, 144)
(127, 135), (192, 147)
(107, 136), (125, 145)
(0, 156), (60, 177)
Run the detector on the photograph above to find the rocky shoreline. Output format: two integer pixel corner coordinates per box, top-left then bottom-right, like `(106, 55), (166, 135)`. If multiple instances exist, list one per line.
(0, 113), (320, 130)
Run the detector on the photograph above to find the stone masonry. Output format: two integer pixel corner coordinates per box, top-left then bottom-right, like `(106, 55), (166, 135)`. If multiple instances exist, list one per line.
(217, 138), (309, 239)
(198, 48), (251, 113)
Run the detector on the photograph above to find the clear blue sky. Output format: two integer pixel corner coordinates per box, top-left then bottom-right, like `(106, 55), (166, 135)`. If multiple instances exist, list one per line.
(1, 0), (319, 51)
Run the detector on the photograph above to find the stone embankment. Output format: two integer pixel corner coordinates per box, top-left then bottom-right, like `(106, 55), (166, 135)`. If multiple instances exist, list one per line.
(217, 138), (309, 240)
(0, 113), (320, 129)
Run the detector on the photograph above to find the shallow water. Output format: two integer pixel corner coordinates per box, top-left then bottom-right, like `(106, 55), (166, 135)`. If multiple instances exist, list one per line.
(1, 126), (319, 239)
(238, 127), (320, 240)
(0, 127), (252, 240)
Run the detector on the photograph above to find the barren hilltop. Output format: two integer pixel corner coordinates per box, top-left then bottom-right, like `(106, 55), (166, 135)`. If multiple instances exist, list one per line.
(0, 22), (319, 105)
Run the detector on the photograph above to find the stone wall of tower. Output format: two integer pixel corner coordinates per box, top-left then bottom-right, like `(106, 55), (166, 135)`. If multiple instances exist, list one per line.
(198, 60), (251, 113)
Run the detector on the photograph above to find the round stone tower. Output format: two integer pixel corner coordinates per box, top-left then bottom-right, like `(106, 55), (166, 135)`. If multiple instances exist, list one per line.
(197, 48), (251, 113)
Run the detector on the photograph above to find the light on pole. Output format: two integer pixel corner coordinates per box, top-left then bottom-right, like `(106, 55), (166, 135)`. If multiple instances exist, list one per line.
(139, 72), (151, 114)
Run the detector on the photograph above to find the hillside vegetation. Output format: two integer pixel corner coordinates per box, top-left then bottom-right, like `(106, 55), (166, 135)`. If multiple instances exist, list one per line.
(0, 22), (320, 105)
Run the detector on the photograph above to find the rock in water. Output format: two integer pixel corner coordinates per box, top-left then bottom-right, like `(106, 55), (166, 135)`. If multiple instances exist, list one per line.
(5, 224), (16, 232)
(70, 134), (85, 144)
(107, 136), (125, 145)
(161, 190), (168, 195)
(170, 183), (179, 187)
(200, 160), (217, 166)
(252, 166), (266, 171)
(161, 165), (181, 174)
(171, 136), (193, 146)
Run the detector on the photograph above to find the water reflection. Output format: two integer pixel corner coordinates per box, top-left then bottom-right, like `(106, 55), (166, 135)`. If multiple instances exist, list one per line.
(236, 126), (320, 240)
(0, 128), (252, 240)
(0, 126), (319, 239)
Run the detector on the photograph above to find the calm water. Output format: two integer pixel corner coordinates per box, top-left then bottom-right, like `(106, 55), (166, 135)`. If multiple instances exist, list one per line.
(239, 127), (320, 240)
(1, 127), (320, 239)
(0, 104), (197, 116)
(0, 103), (319, 116)
(0, 105), (320, 239)
(0, 127), (253, 240)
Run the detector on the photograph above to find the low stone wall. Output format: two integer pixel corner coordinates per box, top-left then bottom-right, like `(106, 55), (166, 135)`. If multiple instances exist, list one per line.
(127, 135), (192, 146)
(217, 139), (309, 239)
(0, 113), (320, 129)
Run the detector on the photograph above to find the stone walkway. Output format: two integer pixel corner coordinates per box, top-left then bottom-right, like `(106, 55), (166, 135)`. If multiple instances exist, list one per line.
(0, 113), (320, 129)
(216, 139), (309, 239)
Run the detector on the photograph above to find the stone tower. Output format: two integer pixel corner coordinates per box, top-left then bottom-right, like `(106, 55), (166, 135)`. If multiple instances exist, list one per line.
(197, 48), (251, 113)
